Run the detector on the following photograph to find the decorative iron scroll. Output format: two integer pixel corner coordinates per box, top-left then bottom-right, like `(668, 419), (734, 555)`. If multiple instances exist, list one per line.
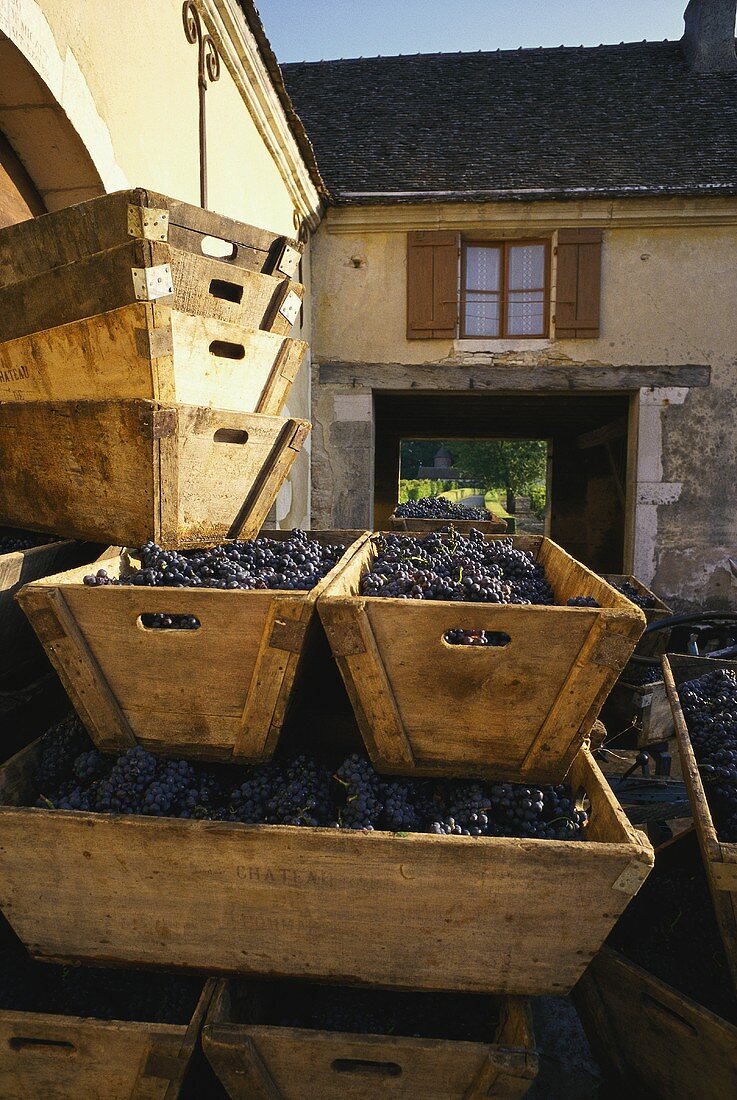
(182, 1), (221, 208)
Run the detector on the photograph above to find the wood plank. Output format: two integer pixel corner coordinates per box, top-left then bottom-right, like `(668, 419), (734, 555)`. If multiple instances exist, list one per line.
(0, 303), (306, 414)
(0, 240), (303, 343)
(0, 747), (651, 995)
(0, 188), (299, 285)
(573, 948), (737, 1100)
(318, 535), (643, 781)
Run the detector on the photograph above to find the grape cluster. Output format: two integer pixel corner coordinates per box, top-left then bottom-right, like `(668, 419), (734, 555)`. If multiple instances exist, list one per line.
(83, 530), (347, 591)
(622, 661), (662, 686)
(444, 629), (510, 647)
(0, 930), (202, 1023)
(679, 668), (737, 842)
(361, 531), (555, 605)
(268, 982), (499, 1043)
(395, 497), (492, 521)
(566, 596), (601, 608)
(30, 720), (588, 841)
(141, 613), (200, 630)
(0, 529), (57, 554)
(609, 579), (656, 610)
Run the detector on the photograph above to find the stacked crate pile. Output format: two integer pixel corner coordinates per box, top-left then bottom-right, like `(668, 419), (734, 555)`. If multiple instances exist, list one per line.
(0, 192), (660, 1099)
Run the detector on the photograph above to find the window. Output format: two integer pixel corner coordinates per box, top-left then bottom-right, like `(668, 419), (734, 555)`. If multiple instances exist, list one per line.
(461, 240), (549, 338)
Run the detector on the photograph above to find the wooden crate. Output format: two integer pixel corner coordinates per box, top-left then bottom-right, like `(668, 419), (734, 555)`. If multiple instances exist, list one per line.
(317, 534), (646, 782)
(0, 239), (303, 345)
(573, 947), (737, 1100)
(201, 980), (538, 1100)
(0, 400), (310, 548)
(600, 675), (673, 749)
(0, 533), (100, 684)
(17, 533), (370, 762)
(0, 977), (215, 1100)
(0, 745), (652, 995)
(0, 187), (302, 286)
(663, 654), (737, 990)
(0, 304), (306, 415)
(389, 515), (508, 534)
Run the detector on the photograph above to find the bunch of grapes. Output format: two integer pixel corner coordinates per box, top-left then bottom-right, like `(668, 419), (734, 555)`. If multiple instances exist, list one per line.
(566, 596), (601, 608)
(609, 579), (656, 610)
(679, 668), (737, 841)
(444, 628), (510, 646)
(83, 530), (347, 592)
(0, 930), (202, 1023)
(0, 529), (57, 554)
(361, 531), (555, 605)
(29, 722), (588, 842)
(622, 661), (662, 686)
(140, 613), (200, 630)
(394, 497), (492, 521)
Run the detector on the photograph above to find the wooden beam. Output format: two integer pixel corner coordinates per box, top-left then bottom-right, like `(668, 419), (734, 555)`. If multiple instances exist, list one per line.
(576, 417), (628, 450)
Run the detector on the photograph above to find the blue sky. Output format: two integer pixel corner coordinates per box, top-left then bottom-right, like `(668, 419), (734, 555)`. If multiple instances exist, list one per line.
(258, 0), (685, 63)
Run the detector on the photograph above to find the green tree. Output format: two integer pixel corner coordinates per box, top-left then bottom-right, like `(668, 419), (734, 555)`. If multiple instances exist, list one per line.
(450, 440), (547, 512)
(399, 440), (452, 479)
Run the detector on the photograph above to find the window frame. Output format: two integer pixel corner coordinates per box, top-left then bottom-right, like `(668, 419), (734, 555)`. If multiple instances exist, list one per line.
(460, 238), (551, 340)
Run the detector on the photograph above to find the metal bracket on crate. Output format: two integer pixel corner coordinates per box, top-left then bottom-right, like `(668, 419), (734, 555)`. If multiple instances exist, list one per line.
(278, 289), (302, 325)
(126, 204), (170, 241)
(276, 243), (301, 278)
(611, 859), (653, 894)
(131, 264), (174, 302)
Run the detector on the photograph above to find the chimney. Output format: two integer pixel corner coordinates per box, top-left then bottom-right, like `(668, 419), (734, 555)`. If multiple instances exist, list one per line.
(683, 0), (737, 72)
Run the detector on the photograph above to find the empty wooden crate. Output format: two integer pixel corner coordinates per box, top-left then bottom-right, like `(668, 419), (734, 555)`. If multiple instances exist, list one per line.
(0, 305), (306, 414)
(0, 744), (652, 995)
(0, 400), (310, 548)
(600, 669), (673, 748)
(0, 188), (302, 287)
(318, 534), (645, 781)
(0, 238), (303, 345)
(0, 532), (100, 685)
(18, 533), (368, 761)
(202, 981), (538, 1100)
(663, 654), (737, 990)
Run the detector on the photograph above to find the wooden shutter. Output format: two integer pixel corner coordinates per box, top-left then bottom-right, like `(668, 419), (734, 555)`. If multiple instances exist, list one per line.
(554, 228), (602, 338)
(406, 231), (460, 339)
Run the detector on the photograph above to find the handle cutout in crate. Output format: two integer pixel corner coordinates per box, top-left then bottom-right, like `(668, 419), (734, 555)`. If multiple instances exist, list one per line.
(9, 1037), (76, 1056)
(213, 428), (249, 445)
(331, 1059), (402, 1078)
(209, 278), (243, 304)
(201, 235), (237, 261)
(138, 613), (201, 631)
(443, 629), (511, 648)
(209, 340), (245, 360)
(642, 994), (699, 1037)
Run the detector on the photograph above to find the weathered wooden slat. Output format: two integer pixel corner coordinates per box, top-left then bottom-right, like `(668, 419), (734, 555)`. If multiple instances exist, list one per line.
(18, 534), (369, 761)
(573, 948), (737, 1100)
(318, 534), (645, 781)
(0, 303), (306, 414)
(0, 240), (303, 343)
(664, 654), (737, 991)
(202, 982), (537, 1100)
(0, 400), (310, 548)
(0, 745), (652, 994)
(0, 188), (300, 285)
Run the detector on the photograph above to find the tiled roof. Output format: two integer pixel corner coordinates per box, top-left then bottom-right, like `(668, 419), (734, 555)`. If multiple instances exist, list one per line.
(282, 41), (737, 204)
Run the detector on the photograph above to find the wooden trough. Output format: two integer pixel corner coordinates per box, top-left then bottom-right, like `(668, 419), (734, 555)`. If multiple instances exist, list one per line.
(0, 400), (310, 548)
(18, 533), (369, 762)
(202, 981), (538, 1100)
(318, 534), (645, 782)
(0, 744), (652, 996)
(0, 187), (302, 286)
(663, 653), (737, 990)
(0, 305), (306, 415)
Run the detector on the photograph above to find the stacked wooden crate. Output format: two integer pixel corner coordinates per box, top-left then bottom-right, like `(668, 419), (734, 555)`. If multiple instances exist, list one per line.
(0, 193), (662, 1097)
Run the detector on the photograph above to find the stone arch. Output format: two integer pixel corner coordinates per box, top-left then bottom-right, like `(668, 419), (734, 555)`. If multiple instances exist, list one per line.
(0, 0), (127, 212)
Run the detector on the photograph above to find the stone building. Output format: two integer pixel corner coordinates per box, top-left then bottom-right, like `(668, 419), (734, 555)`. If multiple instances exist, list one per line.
(283, 0), (737, 607)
